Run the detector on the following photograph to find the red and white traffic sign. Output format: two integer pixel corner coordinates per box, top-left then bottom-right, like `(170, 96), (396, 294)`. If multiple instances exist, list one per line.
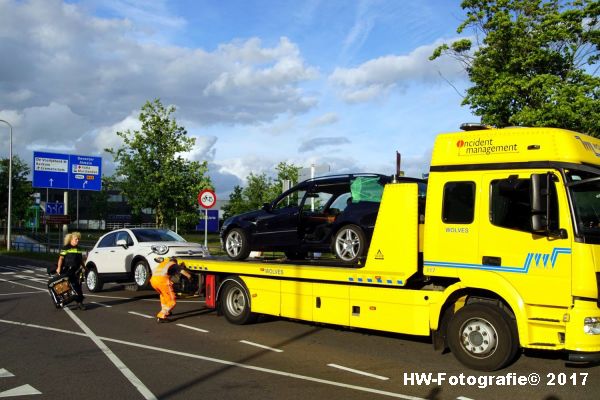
(198, 189), (217, 209)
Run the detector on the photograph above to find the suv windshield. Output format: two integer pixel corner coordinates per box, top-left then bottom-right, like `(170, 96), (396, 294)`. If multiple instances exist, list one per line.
(132, 229), (186, 243)
(566, 170), (600, 240)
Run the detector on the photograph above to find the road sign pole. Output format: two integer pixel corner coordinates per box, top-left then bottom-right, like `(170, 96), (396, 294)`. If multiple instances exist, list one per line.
(205, 209), (208, 249)
(62, 191), (68, 239)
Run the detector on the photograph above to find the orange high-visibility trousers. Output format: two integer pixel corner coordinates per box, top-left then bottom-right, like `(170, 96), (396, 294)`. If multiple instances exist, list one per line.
(150, 275), (176, 319)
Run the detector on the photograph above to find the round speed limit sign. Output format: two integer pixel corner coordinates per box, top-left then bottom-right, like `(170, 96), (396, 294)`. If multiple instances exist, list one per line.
(198, 189), (217, 209)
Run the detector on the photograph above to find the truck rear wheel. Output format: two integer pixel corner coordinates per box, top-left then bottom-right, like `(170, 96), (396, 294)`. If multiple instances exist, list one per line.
(447, 303), (519, 371)
(220, 279), (257, 325)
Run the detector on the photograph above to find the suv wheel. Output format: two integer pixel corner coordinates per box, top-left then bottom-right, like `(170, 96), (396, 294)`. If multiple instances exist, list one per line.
(333, 224), (366, 263)
(224, 228), (251, 260)
(85, 267), (104, 292)
(133, 260), (151, 289)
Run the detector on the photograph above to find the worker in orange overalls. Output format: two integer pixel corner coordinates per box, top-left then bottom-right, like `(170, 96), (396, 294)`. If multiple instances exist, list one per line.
(150, 256), (192, 323)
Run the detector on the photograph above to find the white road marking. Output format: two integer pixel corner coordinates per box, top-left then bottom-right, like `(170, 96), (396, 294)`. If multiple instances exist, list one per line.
(456, 397), (475, 400)
(240, 340), (283, 353)
(90, 301), (112, 308)
(0, 291), (45, 296)
(64, 308), (157, 400)
(14, 275), (47, 283)
(0, 369), (15, 378)
(86, 293), (203, 304)
(0, 318), (426, 400)
(0, 277), (46, 291)
(327, 364), (389, 381)
(176, 323), (208, 333)
(0, 384), (41, 398)
(128, 311), (154, 319)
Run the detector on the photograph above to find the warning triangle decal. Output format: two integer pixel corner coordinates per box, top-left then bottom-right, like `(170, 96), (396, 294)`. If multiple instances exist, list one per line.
(375, 250), (384, 260)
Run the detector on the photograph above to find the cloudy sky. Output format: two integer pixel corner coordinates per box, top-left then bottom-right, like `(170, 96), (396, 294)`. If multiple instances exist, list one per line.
(0, 0), (475, 197)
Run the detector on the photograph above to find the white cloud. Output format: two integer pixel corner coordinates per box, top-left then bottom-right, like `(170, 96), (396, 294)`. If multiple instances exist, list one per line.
(0, 1), (319, 130)
(299, 136), (351, 153)
(329, 39), (467, 103)
(308, 112), (339, 128)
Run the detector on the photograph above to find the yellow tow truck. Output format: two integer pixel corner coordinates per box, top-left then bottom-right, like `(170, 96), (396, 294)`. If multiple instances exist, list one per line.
(182, 125), (600, 371)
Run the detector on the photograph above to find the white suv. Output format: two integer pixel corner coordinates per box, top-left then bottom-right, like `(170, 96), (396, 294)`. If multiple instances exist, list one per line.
(85, 228), (206, 292)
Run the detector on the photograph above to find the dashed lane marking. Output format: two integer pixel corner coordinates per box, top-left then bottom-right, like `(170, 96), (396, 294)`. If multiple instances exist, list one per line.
(0, 369), (41, 398)
(0, 291), (45, 296)
(0, 384), (41, 398)
(128, 311), (154, 319)
(327, 364), (389, 381)
(240, 340), (283, 353)
(176, 324), (209, 333)
(0, 318), (426, 400)
(0, 277), (46, 291)
(0, 369), (15, 378)
(90, 301), (112, 308)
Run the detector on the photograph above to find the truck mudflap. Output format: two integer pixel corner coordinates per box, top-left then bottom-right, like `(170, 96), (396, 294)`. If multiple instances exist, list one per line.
(568, 352), (600, 363)
(205, 274), (216, 308)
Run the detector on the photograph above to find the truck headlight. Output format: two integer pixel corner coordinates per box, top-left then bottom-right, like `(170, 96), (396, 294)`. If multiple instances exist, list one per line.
(583, 317), (600, 335)
(151, 244), (169, 255)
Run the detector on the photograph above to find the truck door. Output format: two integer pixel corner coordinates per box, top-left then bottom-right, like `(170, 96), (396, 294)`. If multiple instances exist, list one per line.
(478, 172), (572, 306)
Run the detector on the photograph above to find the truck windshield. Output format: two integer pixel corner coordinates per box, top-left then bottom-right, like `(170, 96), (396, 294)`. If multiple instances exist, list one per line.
(566, 170), (600, 240)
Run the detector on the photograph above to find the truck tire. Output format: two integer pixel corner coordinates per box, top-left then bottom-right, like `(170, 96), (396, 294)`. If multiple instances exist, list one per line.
(333, 224), (366, 263)
(447, 303), (519, 371)
(133, 259), (151, 289)
(224, 228), (251, 260)
(220, 279), (257, 325)
(85, 266), (104, 292)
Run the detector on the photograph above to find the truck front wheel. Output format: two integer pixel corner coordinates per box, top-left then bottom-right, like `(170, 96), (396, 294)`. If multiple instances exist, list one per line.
(447, 303), (519, 371)
(220, 279), (258, 325)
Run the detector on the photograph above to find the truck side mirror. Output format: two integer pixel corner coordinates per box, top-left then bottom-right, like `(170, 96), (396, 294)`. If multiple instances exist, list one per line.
(530, 173), (566, 238)
(116, 239), (128, 249)
(530, 173), (548, 232)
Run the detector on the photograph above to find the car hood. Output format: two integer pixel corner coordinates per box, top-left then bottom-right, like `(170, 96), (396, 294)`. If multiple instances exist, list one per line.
(139, 241), (207, 256)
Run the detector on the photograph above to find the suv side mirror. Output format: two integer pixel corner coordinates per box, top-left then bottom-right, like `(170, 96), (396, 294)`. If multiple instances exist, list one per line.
(262, 202), (272, 211)
(116, 239), (128, 249)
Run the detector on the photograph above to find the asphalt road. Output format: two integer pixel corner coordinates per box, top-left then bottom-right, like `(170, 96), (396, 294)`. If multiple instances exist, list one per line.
(1, 255), (599, 400)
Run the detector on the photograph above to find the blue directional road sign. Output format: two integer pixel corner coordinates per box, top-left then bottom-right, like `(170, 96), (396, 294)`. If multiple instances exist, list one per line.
(33, 151), (102, 191)
(69, 154), (102, 191)
(33, 152), (70, 189)
(195, 210), (219, 233)
(45, 202), (64, 215)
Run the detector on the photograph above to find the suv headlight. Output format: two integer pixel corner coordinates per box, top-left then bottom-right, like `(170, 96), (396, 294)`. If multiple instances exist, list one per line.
(151, 244), (169, 255)
(583, 317), (600, 335)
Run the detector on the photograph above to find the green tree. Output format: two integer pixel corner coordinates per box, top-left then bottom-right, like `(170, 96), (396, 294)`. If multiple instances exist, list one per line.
(221, 185), (245, 220)
(0, 156), (33, 226)
(222, 162), (301, 219)
(268, 161), (302, 200)
(106, 99), (212, 228)
(431, 0), (600, 136)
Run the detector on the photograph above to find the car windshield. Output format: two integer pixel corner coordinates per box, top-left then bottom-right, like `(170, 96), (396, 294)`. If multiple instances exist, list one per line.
(566, 170), (600, 239)
(132, 229), (186, 243)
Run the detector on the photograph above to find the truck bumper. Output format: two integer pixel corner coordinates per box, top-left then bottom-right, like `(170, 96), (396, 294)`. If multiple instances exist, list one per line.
(568, 351), (600, 363)
(565, 299), (600, 354)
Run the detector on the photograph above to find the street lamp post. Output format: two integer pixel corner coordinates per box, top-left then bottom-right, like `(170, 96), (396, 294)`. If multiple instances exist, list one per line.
(0, 119), (12, 251)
